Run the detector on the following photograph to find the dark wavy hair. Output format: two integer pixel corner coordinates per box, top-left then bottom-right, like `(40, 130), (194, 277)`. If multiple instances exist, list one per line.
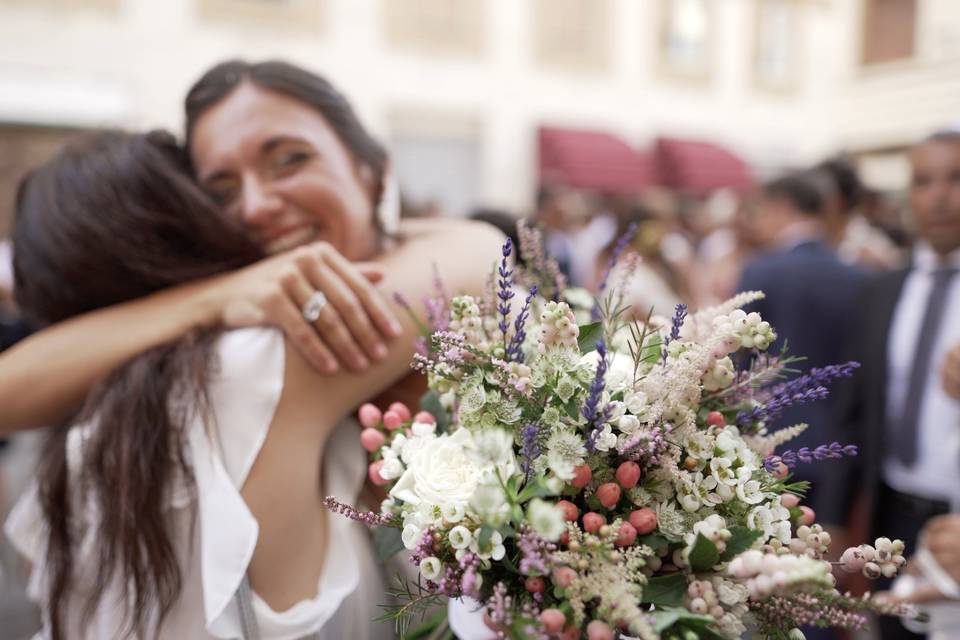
(13, 130), (262, 638)
(184, 59), (389, 212)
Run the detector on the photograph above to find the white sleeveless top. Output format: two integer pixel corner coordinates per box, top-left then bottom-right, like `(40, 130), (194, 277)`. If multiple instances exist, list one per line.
(5, 328), (392, 639)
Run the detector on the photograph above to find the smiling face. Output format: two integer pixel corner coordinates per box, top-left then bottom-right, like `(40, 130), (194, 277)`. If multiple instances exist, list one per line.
(909, 136), (960, 257)
(189, 82), (379, 261)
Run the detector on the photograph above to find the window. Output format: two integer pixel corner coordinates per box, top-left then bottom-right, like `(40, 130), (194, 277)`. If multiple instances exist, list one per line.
(657, 0), (714, 82)
(753, 0), (801, 92)
(383, 0), (484, 56)
(862, 0), (917, 65)
(198, 0), (324, 31)
(533, 0), (611, 72)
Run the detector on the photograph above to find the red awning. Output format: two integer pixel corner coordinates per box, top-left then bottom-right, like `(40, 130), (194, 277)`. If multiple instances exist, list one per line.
(653, 136), (753, 193)
(538, 126), (657, 194)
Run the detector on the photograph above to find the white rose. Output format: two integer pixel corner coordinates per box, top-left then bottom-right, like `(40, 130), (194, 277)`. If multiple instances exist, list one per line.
(390, 429), (488, 514)
(420, 556), (443, 581)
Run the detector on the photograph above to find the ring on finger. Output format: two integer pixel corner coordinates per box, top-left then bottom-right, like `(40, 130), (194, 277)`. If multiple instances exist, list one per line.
(301, 291), (328, 323)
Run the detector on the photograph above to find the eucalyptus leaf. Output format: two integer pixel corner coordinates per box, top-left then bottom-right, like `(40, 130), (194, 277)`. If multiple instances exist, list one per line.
(641, 572), (687, 607)
(373, 526), (406, 563)
(478, 523), (495, 549)
(720, 526), (763, 561)
(688, 533), (720, 572)
(517, 479), (556, 503)
(577, 321), (604, 354)
(418, 390), (450, 433)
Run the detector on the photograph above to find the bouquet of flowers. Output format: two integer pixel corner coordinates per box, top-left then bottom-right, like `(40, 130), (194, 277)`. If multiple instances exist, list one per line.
(325, 224), (915, 640)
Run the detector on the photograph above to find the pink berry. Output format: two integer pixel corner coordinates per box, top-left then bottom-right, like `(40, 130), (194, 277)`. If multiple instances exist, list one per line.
(559, 530), (570, 547)
(368, 460), (388, 486)
(539, 609), (566, 634)
(706, 411), (726, 427)
(383, 410), (403, 430)
(360, 428), (386, 452)
(596, 482), (622, 509)
(583, 512), (606, 533)
(587, 620), (615, 640)
(525, 576), (546, 593)
(780, 493), (800, 508)
(358, 403), (382, 428)
(572, 464), (592, 489)
(552, 566), (577, 588)
(413, 410), (435, 424)
(560, 625), (581, 640)
(615, 461), (641, 489)
(798, 506), (816, 526)
(388, 402), (412, 422)
(629, 508), (657, 535)
(840, 547), (866, 573)
(615, 522), (638, 547)
(557, 500), (579, 522)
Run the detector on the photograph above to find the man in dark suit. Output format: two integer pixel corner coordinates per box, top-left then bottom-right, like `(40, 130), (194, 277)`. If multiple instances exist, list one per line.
(737, 171), (868, 511)
(822, 130), (960, 639)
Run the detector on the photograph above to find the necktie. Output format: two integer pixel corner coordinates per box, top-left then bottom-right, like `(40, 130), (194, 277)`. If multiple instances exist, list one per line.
(894, 267), (958, 465)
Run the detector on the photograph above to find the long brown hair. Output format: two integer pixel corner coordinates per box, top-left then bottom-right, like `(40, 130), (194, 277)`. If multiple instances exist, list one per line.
(13, 130), (263, 638)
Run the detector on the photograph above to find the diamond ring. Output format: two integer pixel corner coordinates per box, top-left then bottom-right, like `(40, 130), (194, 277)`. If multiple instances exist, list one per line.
(301, 291), (328, 323)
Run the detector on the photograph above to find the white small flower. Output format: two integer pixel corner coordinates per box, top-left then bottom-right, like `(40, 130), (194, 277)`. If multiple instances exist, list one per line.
(607, 401), (627, 420)
(448, 525), (473, 550)
(411, 420), (437, 437)
(471, 483), (508, 520)
(735, 474), (765, 505)
(593, 424), (618, 452)
(466, 428), (516, 471)
(442, 502), (466, 523)
(527, 498), (566, 541)
(420, 556), (443, 581)
(624, 390), (649, 416)
(379, 454), (405, 480)
(616, 414), (641, 434)
(470, 529), (506, 561)
(402, 523), (423, 550)
(710, 457), (737, 487)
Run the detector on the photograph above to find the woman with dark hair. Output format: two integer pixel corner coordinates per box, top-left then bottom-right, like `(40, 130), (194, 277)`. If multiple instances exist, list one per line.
(0, 59), (424, 433)
(5, 130), (501, 638)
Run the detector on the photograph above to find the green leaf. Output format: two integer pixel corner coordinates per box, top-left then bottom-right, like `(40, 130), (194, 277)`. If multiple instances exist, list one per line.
(478, 523), (495, 549)
(641, 336), (663, 364)
(638, 533), (670, 554)
(720, 526), (763, 561)
(651, 607), (717, 633)
(419, 390), (450, 433)
(373, 526), (405, 562)
(688, 533), (720, 572)
(577, 321), (604, 354)
(517, 479), (556, 503)
(641, 572), (687, 607)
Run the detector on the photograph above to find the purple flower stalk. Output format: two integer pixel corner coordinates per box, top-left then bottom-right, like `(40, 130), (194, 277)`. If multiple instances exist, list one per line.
(592, 223), (638, 320)
(517, 525), (557, 576)
(506, 285), (537, 362)
(323, 496), (396, 526)
(764, 442), (859, 472)
(739, 361), (860, 427)
(584, 340), (611, 451)
(661, 303), (688, 362)
(497, 238), (516, 351)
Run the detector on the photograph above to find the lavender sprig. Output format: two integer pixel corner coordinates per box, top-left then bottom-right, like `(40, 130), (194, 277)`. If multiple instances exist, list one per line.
(763, 442), (859, 472)
(584, 340), (611, 451)
(497, 238), (515, 352)
(592, 223), (638, 320)
(506, 286), (537, 362)
(769, 362), (860, 401)
(738, 361), (860, 427)
(660, 303), (688, 362)
(520, 422), (541, 479)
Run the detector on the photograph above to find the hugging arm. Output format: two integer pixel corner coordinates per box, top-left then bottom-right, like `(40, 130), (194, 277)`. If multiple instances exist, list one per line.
(0, 245), (401, 433)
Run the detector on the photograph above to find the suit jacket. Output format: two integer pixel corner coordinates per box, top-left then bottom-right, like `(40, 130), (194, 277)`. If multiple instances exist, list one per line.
(817, 268), (909, 527)
(738, 240), (869, 490)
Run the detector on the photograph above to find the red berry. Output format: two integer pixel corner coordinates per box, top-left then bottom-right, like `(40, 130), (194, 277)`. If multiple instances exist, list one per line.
(615, 522), (638, 547)
(560, 625), (581, 640)
(557, 500), (579, 522)
(706, 411), (726, 427)
(382, 410), (403, 430)
(358, 403), (382, 428)
(582, 512), (606, 533)
(629, 508), (657, 535)
(587, 620), (615, 640)
(571, 464), (592, 489)
(559, 530), (570, 547)
(615, 461), (641, 489)
(388, 402), (412, 421)
(360, 428), (386, 452)
(539, 609), (566, 633)
(596, 482), (622, 509)
(413, 410), (436, 424)
(524, 576), (546, 593)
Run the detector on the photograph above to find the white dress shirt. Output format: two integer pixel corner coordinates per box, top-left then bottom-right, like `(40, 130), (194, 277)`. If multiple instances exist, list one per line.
(884, 243), (960, 510)
(6, 328), (390, 639)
